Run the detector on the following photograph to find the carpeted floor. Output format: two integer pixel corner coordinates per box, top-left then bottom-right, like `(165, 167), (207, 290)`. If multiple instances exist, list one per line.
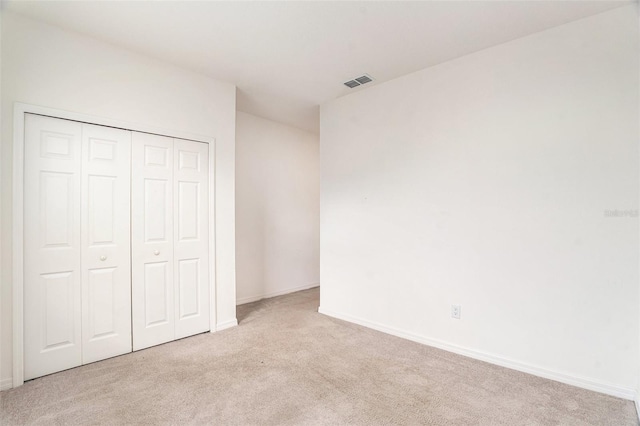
(1, 287), (637, 425)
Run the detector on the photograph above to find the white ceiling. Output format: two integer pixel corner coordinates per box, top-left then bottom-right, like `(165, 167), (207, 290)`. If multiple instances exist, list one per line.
(5, 1), (631, 133)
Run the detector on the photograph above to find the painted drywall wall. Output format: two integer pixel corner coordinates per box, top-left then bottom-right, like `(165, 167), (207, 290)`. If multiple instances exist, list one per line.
(320, 6), (639, 397)
(637, 4), (640, 418)
(236, 112), (319, 304)
(0, 12), (237, 385)
(0, 8), (5, 392)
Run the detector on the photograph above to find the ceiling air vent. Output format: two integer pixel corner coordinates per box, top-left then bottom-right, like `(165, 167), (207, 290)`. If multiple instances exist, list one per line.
(344, 74), (374, 89)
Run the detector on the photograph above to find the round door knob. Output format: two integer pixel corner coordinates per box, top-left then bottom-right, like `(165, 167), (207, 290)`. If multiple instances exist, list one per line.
(154, 250), (160, 256)
(100, 255), (107, 261)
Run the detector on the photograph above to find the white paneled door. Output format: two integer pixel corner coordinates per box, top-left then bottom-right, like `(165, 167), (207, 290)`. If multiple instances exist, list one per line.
(131, 132), (176, 350)
(174, 139), (210, 339)
(81, 124), (132, 364)
(132, 133), (210, 350)
(24, 114), (211, 380)
(24, 114), (83, 380)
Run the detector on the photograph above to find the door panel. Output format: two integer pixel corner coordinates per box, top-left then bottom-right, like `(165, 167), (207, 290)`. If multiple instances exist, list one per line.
(41, 271), (75, 350)
(87, 267), (117, 338)
(132, 132), (175, 350)
(24, 114), (83, 380)
(143, 261), (171, 326)
(144, 179), (171, 242)
(40, 172), (74, 247)
(173, 139), (209, 338)
(178, 182), (199, 240)
(81, 124), (132, 364)
(87, 175), (115, 244)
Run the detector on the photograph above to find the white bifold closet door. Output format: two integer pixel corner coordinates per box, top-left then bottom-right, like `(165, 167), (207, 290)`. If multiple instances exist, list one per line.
(80, 123), (132, 364)
(24, 114), (132, 380)
(131, 132), (209, 351)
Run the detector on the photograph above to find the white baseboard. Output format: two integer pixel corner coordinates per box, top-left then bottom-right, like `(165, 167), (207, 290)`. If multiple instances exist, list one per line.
(215, 318), (238, 332)
(1, 377), (13, 391)
(318, 307), (636, 401)
(237, 283), (319, 306)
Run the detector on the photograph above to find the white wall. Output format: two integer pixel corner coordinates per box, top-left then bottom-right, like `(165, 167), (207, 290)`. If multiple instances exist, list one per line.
(320, 6), (639, 398)
(637, 4), (640, 417)
(0, 12), (237, 386)
(236, 112), (319, 304)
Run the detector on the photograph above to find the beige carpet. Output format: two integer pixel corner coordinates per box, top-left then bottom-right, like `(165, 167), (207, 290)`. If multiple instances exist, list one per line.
(1, 287), (637, 425)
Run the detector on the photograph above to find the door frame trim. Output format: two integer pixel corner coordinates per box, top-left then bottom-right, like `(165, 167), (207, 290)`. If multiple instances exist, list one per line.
(12, 102), (218, 388)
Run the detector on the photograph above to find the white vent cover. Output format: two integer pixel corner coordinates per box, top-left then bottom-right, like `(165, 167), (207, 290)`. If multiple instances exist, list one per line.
(344, 74), (374, 88)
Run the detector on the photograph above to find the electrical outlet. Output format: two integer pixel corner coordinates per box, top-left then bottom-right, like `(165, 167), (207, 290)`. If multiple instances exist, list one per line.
(451, 305), (461, 319)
